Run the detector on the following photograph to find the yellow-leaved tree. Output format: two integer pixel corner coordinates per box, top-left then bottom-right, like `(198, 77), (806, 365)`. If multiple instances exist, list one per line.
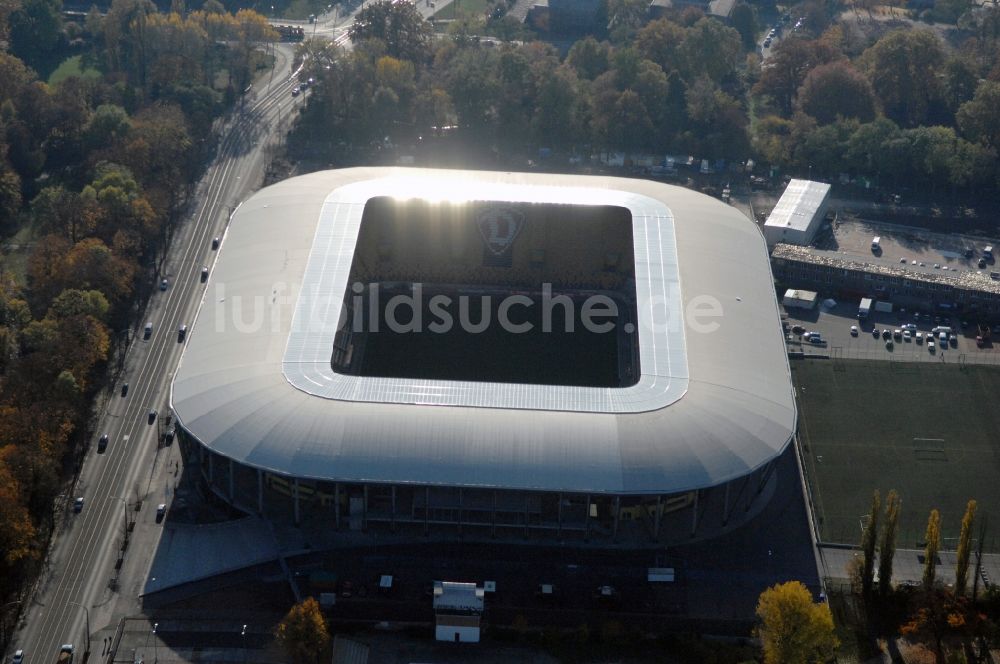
(275, 597), (330, 664)
(755, 580), (838, 664)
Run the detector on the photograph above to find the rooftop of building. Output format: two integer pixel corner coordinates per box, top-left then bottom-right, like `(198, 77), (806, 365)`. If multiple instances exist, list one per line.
(764, 179), (832, 233)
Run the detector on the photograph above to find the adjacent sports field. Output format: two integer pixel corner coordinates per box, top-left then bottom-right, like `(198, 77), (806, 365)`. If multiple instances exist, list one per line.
(793, 359), (1000, 552)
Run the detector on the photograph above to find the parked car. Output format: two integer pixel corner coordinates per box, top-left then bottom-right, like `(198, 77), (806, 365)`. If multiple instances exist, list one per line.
(121, 382), (129, 397)
(916, 332), (924, 343)
(201, 267), (209, 282)
(871, 328), (880, 338)
(156, 503), (167, 522)
(98, 433), (109, 453)
(928, 341), (936, 352)
(881, 329), (891, 339)
(11, 650), (23, 664)
(160, 278), (168, 291)
(885, 340), (893, 350)
(148, 409), (157, 425)
(850, 325), (858, 336)
(144, 322), (153, 340)
(177, 324), (187, 342)
(211, 237), (220, 250)
(791, 324), (806, 335)
(73, 497), (84, 513)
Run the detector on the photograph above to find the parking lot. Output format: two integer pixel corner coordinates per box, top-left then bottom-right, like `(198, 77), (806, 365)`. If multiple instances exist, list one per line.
(782, 301), (1000, 365)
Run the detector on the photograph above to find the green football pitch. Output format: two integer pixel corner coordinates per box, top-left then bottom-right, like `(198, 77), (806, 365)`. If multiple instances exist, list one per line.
(792, 359), (1000, 552)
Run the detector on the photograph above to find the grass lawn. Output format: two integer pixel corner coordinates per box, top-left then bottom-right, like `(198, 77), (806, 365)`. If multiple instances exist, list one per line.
(793, 359), (1000, 552)
(0, 223), (36, 285)
(433, 0), (491, 20)
(48, 55), (101, 86)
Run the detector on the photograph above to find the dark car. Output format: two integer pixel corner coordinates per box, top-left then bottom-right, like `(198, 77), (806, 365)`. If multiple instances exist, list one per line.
(164, 429), (175, 445)
(73, 497), (84, 513)
(201, 267), (209, 282)
(160, 278), (169, 291)
(121, 382), (129, 397)
(791, 324), (806, 335)
(979, 258), (987, 268)
(98, 433), (109, 453)
(177, 324), (187, 342)
(881, 329), (891, 339)
(211, 237), (220, 250)
(144, 322), (153, 340)
(148, 409), (157, 425)
(156, 503), (167, 523)
(871, 328), (880, 337)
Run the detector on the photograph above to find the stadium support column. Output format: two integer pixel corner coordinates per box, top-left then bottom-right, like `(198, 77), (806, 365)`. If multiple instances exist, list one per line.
(257, 470), (263, 515)
(653, 496), (662, 540)
(293, 479), (300, 525)
(491, 491), (497, 539)
(691, 489), (700, 537)
(612, 496), (620, 541)
(723, 483), (731, 526)
(557, 493), (562, 537)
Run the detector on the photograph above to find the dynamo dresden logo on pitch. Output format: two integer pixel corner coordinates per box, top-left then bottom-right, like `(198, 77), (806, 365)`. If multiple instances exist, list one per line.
(476, 207), (525, 255)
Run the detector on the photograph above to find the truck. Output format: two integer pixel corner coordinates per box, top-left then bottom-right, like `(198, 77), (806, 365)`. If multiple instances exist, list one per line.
(858, 297), (873, 319)
(57, 644), (74, 664)
(977, 323), (992, 348)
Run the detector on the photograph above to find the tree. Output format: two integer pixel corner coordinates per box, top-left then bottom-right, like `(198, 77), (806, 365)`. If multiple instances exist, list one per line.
(797, 61), (876, 125)
(7, 0), (63, 74)
(566, 36), (611, 80)
(922, 509), (941, 591)
(755, 581), (838, 664)
(954, 500), (976, 596)
(730, 3), (759, 51)
(900, 590), (976, 659)
(753, 38), (844, 115)
(861, 490), (880, 597)
(349, 0), (432, 63)
(275, 597), (330, 664)
(878, 489), (901, 596)
(956, 80), (1000, 151)
(861, 30), (945, 128)
(679, 18), (742, 83)
(0, 450), (36, 567)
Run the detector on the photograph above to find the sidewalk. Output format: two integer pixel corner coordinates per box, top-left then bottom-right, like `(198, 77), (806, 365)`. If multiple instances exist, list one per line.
(819, 544), (999, 588)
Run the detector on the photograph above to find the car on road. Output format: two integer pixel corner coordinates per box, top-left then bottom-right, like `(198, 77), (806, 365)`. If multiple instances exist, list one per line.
(148, 409), (157, 425)
(291, 86), (300, 97)
(763, 37), (772, 47)
(201, 267), (209, 282)
(850, 325), (858, 336)
(73, 497), (84, 513)
(885, 340), (893, 350)
(178, 324), (187, 342)
(928, 341), (936, 352)
(11, 650), (23, 664)
(791, 324), (806, 334)
(121, 382), (129, 397)
(160, 278), (169, 291)
(144, 322), (153, 340)
(98, 433), (109, 453)
(156, 503), (167, 522)
(211, 237), (220, 250)
(950, 335), (958, 347)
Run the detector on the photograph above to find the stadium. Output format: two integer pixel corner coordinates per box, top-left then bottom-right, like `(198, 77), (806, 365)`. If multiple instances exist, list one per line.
(171, 167), (796, 544)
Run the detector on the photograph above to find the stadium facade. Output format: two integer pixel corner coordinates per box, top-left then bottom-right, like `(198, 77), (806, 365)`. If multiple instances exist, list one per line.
(171, 168), (796, 544)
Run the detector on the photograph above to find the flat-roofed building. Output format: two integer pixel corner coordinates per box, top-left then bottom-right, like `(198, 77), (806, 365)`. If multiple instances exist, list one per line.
(763, 179), (832, 247)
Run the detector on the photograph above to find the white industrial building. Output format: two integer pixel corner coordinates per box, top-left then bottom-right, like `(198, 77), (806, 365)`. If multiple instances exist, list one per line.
(763, 179), (832, 247)
(170, 167), (796, 544)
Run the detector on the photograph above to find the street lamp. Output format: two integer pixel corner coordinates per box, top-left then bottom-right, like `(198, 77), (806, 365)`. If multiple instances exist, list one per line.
(67, 602), (91, 657)
(241, 624), (247, 664)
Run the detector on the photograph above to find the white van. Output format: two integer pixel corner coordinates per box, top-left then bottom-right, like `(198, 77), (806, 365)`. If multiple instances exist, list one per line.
(871, 237), (881, 251)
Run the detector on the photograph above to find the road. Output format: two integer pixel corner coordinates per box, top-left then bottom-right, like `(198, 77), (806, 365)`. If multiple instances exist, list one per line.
(10, 38), (315, 664)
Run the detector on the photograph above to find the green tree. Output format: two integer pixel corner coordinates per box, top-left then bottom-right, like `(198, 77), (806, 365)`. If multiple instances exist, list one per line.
(861, 29), (944, 128)
(275, 597), (330, 664)
(954, 500), (976, 596)
(753, 38), (844, 115)
(797, 61), (876, 125)
(755, 581), (839, 664)
(956, 80), (1000, 151)
(679, 18), (741, 83)
(566, 36), (611, 80)
(922, 508), (941, 591)
(730, 2), (759, 51)
(349, 0), (432, 63)
(7, 0), (63, 73)
(878, 489), (901, 596)
(861, 490), (880, 597)
(634, 18), (686, 76)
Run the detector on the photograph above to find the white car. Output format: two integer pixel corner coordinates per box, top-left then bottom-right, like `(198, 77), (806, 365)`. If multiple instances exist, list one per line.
(903, 330), (912, 341)
(928, 341), (936, 352)
(850, 325), (858, 336)
(12, 650), (23, 664)
(916, 332), (924, 343)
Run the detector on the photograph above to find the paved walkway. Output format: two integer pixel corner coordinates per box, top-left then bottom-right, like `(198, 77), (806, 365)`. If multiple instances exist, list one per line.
(819, 544), (999, 589)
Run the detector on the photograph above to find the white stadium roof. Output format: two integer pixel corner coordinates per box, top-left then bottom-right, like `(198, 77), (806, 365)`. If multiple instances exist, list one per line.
(171, 168), (795, 495)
